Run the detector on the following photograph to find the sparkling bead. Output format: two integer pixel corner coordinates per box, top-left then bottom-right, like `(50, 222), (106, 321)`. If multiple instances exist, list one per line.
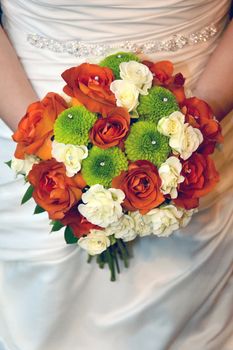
(27, 23), (218, 58)
(100, 162), (105, 167)
(94, 76), (99, 81)
(67, 114), (73, 119)
(163, 97), (168, 102)
(151, 140), (156, 145)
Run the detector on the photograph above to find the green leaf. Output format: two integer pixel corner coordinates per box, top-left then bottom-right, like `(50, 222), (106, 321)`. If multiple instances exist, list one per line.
(21, 185), (34, 205)
(34, 204), (45, 214)
(5, 160), (12, 168)
(50, 220), (64, 232)
(64, 226), (78, 244)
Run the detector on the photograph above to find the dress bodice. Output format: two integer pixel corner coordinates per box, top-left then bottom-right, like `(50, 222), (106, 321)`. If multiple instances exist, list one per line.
(0, 0), (231, 97)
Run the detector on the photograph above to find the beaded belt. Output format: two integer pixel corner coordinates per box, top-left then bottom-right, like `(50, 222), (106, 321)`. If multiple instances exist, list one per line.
(27, 24), (217, 58)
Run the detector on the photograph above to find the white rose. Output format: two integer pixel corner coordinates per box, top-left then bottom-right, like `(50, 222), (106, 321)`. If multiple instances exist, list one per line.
(158, 156), (185, 199)
(78, 184), (125, 228)
(52, 140), (88, 177)
(119, 61), (153, 95)
(145, 205), (183, 237)
(110, 80), (139, 111)
(129, 211), (152, 237)
(78, 230), (110, 256)
(11, 155), (40, 176)
(157, 111), (185, 137)
(104, 214), (137, 242)
(170, 124), (203, 160)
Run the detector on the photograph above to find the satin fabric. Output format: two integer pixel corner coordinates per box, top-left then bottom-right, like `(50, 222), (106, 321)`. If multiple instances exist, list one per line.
(0, 1), (233, 349)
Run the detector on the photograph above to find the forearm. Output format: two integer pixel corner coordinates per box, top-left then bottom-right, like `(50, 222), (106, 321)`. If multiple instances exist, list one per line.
(0, 26), (38, 131)
(194, 20), (233, 121)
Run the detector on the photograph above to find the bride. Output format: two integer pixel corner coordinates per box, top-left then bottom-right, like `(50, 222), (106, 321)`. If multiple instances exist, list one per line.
(0, 1), (232, 349)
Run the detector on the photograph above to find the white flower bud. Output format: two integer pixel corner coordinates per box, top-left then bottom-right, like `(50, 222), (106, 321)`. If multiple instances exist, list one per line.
(119, 61), (153, 95)
(52, 140), (88, 177)
(78, 230), (110, 255)
(11, 155), (40, 176)
(110, 80), (139, 111)
(158, 156), (185, 199)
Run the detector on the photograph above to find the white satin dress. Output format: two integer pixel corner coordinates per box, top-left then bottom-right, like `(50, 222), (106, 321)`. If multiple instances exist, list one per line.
(0, 1), (233, 350)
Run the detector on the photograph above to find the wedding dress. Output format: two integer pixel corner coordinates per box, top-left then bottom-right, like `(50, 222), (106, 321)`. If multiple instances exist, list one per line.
(0, 1), (232, 349)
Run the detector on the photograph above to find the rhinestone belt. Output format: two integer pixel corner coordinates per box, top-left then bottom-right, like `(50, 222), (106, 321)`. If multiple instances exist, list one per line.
(27, 24), (217, 58)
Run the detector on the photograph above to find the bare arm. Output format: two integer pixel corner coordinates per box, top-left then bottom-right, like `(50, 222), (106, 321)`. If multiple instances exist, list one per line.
(194, 20), (233, 121)
(0, 26), (38, 131)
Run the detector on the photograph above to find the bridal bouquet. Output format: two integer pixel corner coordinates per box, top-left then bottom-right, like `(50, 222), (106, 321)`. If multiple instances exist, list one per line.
(9, 52), (223, 280)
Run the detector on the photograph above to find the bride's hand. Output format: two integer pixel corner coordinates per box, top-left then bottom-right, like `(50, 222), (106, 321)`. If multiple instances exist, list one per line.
(0, 26), (38, 131)
(194, 20), (233, 122)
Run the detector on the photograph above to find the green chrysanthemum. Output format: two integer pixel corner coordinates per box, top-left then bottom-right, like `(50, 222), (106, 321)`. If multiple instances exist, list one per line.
(54, 106), (97, 145)
(125, 121), (170, 167)
(82, 146), (128, 187)
(137, 86), (179, 124)
(99, 52), (140, 79)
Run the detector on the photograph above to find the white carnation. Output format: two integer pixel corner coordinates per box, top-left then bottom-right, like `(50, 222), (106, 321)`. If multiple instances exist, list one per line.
(52, 140), (88, 177)
(11, 155), (40, 176)
(145, 205), (183, 237)
(179, 207), (198, 227)
(104, 214), (137, 242)
(78, 229), (110, 256)
(119, 61), (153, 95)
(129, 211), (152, 237)
(170, 124), (203, 160)
(110, 79), (139, 111)
(158, 156), (185, 199)
(78, 184), (125, 228)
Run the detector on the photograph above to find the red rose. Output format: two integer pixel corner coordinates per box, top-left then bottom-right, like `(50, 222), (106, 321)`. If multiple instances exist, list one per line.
(61, 206), (102, 238)
(62, 63), (116, 116)
(28, 159), (86, 220)
(142, 60), (186, 103)
(112, 160), (165, 214)
(89, 107), (130, 149)
(174, 153), (220, 209)
(12, 93), (67, 160)
(181, 97), (223, 154)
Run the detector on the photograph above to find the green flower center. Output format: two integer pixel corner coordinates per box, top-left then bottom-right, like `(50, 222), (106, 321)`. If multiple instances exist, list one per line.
(125, 121), (171, 167)
(137, 86), (179, 124)
(54, 106), (97, 145)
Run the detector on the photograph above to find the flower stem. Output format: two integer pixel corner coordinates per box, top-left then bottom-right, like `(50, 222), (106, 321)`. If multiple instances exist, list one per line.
(106, 248), (116, 281)
(117, 240), (129, 268)
(87, 255), (93, 263)
(97, 254), (105, 269)
(111, 246), (120, 274)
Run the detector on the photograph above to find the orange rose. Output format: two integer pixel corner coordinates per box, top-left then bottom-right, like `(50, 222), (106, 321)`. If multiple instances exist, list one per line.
(62, 63), (116, 116)
(174, 153), (220, 209)
(12, 93), (67, 160)
(61, 206), (102, 238)
(89, 107), (130, 149)
(28, 159), (86, 220)
(112, 160), (165, 214)
(142, 60), (186, 103)
(181, 97), (223, 154)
